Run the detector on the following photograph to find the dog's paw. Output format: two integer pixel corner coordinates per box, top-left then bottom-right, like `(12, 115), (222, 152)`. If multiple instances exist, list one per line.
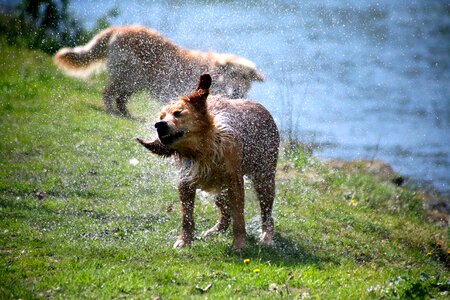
(259, 232), (274, 247)
(201, 223), (228, 238)
(201, 228), (217, 239)
(173, 236), (193, 249)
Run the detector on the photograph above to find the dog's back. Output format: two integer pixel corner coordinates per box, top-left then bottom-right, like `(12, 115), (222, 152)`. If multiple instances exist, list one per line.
(207, 96), (279, 178)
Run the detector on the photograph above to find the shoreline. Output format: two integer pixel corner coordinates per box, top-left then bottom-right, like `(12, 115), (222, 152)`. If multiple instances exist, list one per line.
(325, 158), (450, 227)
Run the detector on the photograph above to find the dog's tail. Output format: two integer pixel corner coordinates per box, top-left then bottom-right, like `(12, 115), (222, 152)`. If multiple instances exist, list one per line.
(53, 27), (115, 78)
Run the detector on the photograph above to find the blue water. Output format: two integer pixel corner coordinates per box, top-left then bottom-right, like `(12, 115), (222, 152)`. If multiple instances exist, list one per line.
(65, 1), (449, 193)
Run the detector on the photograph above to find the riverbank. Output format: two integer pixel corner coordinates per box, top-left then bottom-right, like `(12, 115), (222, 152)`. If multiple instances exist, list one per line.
(0, 40), (448, 299)
(325, 158), (449, 227)
(283, 140), (449, 228)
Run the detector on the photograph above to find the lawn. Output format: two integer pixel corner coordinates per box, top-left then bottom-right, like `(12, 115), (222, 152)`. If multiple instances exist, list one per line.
(0, 39), (448, 299)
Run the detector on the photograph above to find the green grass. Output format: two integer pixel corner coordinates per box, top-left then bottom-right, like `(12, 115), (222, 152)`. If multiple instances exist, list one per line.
(0, 40), (449, 299)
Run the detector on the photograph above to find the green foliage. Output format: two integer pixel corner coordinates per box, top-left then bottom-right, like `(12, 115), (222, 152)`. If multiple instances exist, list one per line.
(0, 0), (118, 54)
(0, 41), (449, 299)
(368, 273), (450, 299)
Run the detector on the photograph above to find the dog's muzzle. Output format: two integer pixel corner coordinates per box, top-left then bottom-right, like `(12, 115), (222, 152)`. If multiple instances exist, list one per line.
(155, 121), (184, 145)
(155, 121), (170, 136)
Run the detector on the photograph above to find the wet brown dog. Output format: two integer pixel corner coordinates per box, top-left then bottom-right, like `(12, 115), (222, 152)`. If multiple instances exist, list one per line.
(136, 74), (279, 250)
(54, 25), (264, 116)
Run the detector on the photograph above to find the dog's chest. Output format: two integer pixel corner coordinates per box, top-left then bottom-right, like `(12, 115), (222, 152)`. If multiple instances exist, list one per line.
(198, 171), (229, 192)
(181, 158), (229, 192)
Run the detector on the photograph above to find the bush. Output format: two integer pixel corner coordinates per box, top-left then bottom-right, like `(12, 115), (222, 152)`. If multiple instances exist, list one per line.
(0, 0), (118, 54)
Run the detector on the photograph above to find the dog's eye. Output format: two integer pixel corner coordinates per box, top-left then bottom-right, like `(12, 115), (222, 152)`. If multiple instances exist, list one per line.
(173, 111), (182, 118)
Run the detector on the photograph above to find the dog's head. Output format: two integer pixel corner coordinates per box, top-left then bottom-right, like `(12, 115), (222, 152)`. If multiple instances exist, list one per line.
(155, 74), (213, 150)
(213, 54), (264, 99)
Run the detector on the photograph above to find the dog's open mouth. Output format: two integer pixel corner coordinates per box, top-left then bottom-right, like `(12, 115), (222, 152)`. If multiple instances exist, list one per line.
(158, 131), (185, 145)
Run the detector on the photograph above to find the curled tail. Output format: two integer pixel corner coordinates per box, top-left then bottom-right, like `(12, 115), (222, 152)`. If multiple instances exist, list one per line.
(53, 27), (115, 78)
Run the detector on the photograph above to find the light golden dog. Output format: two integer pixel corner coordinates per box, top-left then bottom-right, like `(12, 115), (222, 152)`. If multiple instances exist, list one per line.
(136, 74), (279, 250)
(54, 25), (264, 116)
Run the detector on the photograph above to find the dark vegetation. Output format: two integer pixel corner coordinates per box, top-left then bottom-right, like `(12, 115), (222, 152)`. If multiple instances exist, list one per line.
(0, 0), (118, 54)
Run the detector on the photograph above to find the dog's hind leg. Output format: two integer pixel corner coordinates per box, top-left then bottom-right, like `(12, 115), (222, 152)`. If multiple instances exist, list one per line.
(228, 175), (246, 251)
(116, 91), (132, 117)
(253, 173), (276, 246)
(103, 83), (133, 116)
(202, 190), (231, 238)
(102, 84), (116, 114)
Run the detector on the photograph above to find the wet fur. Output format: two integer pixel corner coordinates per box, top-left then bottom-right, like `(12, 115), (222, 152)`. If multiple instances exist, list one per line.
(54, 25), (264, 116)
(137, 74), (279, 250)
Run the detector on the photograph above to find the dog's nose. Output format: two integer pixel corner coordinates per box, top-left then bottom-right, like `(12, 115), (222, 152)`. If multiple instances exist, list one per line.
(155, 121), (170, 136)
(155, 121), (166, 129)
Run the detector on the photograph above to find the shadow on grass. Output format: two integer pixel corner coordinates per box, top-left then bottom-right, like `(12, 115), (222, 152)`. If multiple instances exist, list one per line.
(84, 102), (105, 113)
(1, 193), (335, 267)
(84, 103), (146, 122)
(231, 233), (337, 268)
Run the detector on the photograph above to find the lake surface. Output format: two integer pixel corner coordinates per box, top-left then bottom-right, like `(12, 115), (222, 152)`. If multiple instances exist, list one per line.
(67, 0), (449, 193)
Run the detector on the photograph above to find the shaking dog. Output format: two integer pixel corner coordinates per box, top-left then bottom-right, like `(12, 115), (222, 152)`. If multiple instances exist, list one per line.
(54, 25), (264, 116)
(136, 74), (279, 250)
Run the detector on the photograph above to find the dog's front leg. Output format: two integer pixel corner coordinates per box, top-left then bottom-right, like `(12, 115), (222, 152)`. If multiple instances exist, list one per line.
(173, 181), (196, 248)
(136, 137), (175, 157)
(228, 175), (246, 251)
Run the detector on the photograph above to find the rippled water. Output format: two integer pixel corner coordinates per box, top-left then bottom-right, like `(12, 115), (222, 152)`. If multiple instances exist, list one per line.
(67, 0), (450, 193)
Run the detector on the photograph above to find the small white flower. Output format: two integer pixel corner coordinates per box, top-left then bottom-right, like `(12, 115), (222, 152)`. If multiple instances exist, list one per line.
(129, 158), (139, 166)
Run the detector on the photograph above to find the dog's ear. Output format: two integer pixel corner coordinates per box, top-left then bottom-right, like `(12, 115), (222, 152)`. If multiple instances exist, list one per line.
(188, 74), (211, 113)
(236, 64), (264, 82)
(197, 73), (212, 90)
(249, 69), (265, 82)
(136, 137), (175, 157)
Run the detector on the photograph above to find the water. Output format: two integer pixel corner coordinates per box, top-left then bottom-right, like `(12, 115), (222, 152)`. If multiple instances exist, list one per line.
(67, 0), (449, 193)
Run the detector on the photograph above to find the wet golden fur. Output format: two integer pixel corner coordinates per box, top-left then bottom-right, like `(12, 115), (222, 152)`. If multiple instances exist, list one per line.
(53, 25), (264, 116)
(137, 74), (279, 250)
